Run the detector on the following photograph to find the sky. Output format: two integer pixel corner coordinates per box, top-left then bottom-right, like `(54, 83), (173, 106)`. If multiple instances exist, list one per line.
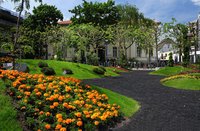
(1, 0), (200, 23)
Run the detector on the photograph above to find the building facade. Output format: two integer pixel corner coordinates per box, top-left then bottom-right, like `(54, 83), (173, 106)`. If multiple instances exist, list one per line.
(48, 20), (157, 65)
(188, 14), (200, 63)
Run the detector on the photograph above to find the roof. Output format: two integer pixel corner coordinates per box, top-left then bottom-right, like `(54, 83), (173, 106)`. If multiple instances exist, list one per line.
(58, 20), (72, 25)
(158, 38), (176, 50)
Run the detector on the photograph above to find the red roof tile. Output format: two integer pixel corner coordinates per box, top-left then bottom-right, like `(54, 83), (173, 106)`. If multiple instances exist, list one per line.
(58, 20), (72, 25)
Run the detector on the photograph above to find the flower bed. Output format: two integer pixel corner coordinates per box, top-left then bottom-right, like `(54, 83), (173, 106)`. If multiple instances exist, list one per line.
(0, 56), (13, 63)
(178, 70), (200, 75)
(0, 70), (121, 131)
(161, 74), (200, 83)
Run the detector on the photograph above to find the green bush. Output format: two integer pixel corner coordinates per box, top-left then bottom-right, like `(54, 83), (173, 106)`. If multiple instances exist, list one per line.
(62, 68), (73, 74)
(99, 66), (106, 72)
(168, 52), (174, 67)
(93, 67), (105, 75)
(86, 53), (99, 66)
(38, 61), (48, 68)
(41, 67), (56, 76)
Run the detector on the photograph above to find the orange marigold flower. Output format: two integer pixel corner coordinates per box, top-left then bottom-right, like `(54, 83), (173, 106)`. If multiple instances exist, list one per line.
(94, 121), (99, 126)
(45, 124), (51, 130)
(57, 118), (63, 123)
(58, 96), (64, 101)
(55, 124), (62, 130)
(63, 102), (68, 108)
(46, 112), (51, 116)
(65, 118), (72, 124)
(60, 127), (67, 131)
(56, 113), (62, 119)
(75, 112), (82, 117)
(50, 105), (55, 109)
(36, 92), (42, 96)
(76, 121), (83, 127)
(39, 111), (44, 115)
(53, 102), (59, 107)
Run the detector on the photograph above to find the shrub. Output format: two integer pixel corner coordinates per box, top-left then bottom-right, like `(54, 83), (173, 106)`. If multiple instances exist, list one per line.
(62, 68), (73, 74)
(93, 67), (105, 75)
(38, 61), (48, 68)
(168, 52), (174, 67)
(99, 66), (106, 72)
(86, 53), (99, 66)
(41, 67), (56, 76)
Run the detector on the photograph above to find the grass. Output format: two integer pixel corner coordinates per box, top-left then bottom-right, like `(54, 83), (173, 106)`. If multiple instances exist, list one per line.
(18, 59), (121, 79)
(150, 66), (191, 76)
(93, 86), (140, 117)
(0, 80), (22, 131)
(162, 78), (200, 90)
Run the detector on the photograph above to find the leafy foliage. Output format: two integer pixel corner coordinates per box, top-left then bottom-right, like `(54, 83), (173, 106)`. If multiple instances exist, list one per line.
(93, 67), (105, 75)
(24, 4), (63, 31)
(38, 61), (48, 68)
(69, 0), (120, 28)
(41, 67), (56, 75)
(168, 52), (174, 67)
(164, 19), (188, 63)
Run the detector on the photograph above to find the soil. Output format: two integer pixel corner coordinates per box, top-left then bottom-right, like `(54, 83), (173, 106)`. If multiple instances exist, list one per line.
(83, 71), (200, 131)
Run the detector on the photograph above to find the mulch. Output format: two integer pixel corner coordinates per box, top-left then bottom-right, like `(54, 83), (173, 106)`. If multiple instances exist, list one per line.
(83, 71), (200, 131)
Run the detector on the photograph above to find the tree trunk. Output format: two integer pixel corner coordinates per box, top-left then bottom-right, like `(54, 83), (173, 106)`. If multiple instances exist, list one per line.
(13, 0), (24, 69)
(155, 33), (158, 67)
(179, 48), (182, 63)
(45, 44), (48, 60)
(194, 44), (197, 63)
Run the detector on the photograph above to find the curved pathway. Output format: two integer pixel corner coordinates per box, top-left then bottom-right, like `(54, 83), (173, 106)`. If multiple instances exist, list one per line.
(83, 71), (200, 131)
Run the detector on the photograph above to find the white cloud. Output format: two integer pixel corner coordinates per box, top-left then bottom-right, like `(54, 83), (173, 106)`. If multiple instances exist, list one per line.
(191, 0), (200, 6)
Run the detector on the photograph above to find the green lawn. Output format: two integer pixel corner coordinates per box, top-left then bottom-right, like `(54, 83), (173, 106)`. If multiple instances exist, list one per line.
(18, 59), (121, 79)
(0, 80), (22, 131)
(93, 86), (140, 117)
(150, 66), (191, 76)
(162, 78), (200, 90)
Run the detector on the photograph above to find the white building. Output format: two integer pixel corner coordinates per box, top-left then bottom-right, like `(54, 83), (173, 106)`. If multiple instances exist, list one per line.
(157, 38), (180, 63)
(48, 20), (156, 65)
(189, 14), (200, 63)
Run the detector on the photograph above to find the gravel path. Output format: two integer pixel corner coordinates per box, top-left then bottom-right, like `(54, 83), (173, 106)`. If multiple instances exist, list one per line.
(83, 71), (200, 131)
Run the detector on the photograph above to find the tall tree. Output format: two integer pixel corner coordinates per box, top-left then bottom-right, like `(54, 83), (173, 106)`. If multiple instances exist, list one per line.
(23, 4), (63, 59)
(117, 4), (144, 27)
(69, 0), (120, 28)
(164, 18), (188, 63)
(11, 0), (42, 68)
(24, 4), (63, 31)
(67, 24), (105, 64)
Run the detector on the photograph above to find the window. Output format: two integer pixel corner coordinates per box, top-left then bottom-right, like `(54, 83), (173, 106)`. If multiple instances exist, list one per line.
(113, 47), (117, 57)
(137, 46), (141, 57)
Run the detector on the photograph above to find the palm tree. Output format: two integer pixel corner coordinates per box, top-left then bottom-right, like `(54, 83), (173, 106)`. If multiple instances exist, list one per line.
(11, 0), (42, 68)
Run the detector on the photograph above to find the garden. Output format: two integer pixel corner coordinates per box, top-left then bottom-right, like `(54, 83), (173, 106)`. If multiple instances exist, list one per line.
(0, 69), (121, 131)
(151, 65), (200, 90)
(0, 59), (140, 131)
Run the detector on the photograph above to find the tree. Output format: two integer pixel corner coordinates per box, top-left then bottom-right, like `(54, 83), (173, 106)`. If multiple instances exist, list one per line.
(117, 4), (144, 28)
(69, 0), (120, 28)
(168, 52), (174, 67)
(153, 21), (162, 67)
(23, 4), (63, 59)
(24, 4), (63, 31)
(11, 0), (42, 68)
(164, 19), (188, 63)
(66, 24), (105, 64)
(188, 22), (198, 63)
